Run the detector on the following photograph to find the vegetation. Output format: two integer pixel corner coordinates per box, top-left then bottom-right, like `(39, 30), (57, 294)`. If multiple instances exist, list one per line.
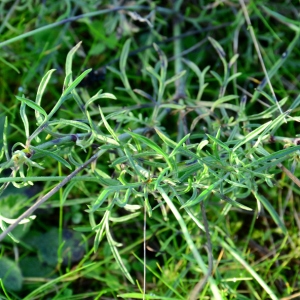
(0, 1), (299, 299)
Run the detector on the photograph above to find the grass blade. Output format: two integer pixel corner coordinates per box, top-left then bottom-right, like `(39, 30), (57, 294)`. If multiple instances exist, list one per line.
(219, 238), (279, 300)
(252, 192), (287, 234)
(106, 217), (135, 284)
(158, 187), (222, 299)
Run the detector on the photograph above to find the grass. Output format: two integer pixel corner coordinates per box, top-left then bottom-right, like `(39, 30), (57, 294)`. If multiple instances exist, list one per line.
(0, 0), (300, 299)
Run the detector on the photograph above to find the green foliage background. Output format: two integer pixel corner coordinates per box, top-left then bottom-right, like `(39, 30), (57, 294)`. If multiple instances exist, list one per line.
(0, 1), (299, 299)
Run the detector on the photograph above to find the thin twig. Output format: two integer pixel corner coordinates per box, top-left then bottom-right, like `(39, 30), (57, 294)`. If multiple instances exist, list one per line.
(277, 162), (300, 188)
(0, 149), (105, 242)
(0, 6), (143, 48)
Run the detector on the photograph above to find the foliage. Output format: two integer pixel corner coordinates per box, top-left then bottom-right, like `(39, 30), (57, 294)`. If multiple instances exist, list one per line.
(0, 1), (300, 299)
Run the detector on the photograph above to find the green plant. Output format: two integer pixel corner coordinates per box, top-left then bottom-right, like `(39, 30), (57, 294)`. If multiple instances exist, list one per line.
(0, 1), (300, 299)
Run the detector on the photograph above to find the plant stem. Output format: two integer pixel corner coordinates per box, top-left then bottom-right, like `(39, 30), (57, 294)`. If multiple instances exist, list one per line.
(0, 148), (104, 242)
(0, 5), (175, 49)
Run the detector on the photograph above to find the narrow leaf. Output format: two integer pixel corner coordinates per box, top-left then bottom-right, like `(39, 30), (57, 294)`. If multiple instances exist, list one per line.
(232, 121), (272, 152)
(0, 57), (20, 73)
(35, 69), (56, 124)
(126, 131), (174, 171)
(145, 65), (161, 82)
(155, 128), (177, 148)
(210, 70), (223, 86)
(109, 211), (140, 223)
(15, 96), (47, 117)
(106, 66), (121, 77)
(47, 69), (92, 121)
(182, 176), (226, 208)
(61, 69), (92, 99)
(219, 238), (279, 300)
(30, 146), (72, 170)
(62, 181), (77, 204)
(98, 106), (120, 144)
(133, 89), (155, 103)
(3, 117), (9, 160)
(218, 193), (252, 211)
(208, 37), (226, 58)
(65, 41), (82, 86)
(247, 145), (300, 168)
(169, 134), (190, 157)
(211, 95), (239, 111)
(89, 188), (114, 212)
(116, 188), (132, 207)
(165, 70), (186, 86)
(48, 119), (91, 132)
(20, 102), (29, 139)
(228, 54), (239, 68)
(227, 72), (242, 82)
(120, 39), (131, 73)
(93, 210), (109, 252)
(106, 220), (134, 284)
(206, 134), (231, 152)
(85, 92), (117, 108)
(253, 192), (287, 235)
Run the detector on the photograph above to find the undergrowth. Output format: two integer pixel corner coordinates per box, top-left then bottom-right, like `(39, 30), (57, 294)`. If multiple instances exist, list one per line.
(0, 1), (300, 299)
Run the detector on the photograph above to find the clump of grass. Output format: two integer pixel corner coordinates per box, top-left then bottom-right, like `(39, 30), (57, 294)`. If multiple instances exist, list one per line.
(0, 1), (300, 299)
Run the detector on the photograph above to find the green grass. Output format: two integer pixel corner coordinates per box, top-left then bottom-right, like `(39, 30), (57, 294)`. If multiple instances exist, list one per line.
(0, 1), (300, 299)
